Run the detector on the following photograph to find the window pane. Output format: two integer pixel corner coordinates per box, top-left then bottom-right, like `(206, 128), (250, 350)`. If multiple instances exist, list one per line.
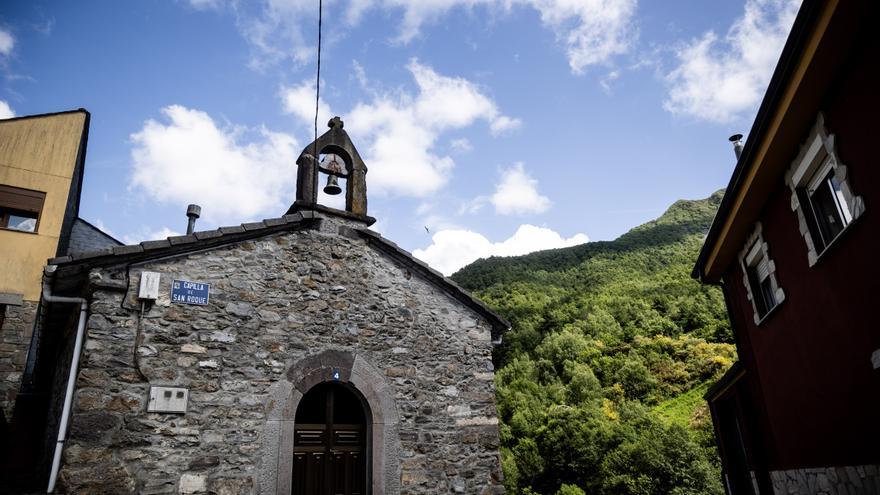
(747, 266), (769, 318)
(809, 172), (846, 246)
(829, 175), (853, 223)
(7, 213), (37, 232)
(759, 278), (777, 312)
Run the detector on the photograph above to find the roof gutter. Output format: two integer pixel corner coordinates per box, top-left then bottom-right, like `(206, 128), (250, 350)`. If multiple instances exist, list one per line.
(692, 0), (824, 282)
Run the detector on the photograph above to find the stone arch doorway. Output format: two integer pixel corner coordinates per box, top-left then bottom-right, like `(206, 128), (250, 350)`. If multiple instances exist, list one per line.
(293, 381), (369, 495)
(260, 351), (401, 495)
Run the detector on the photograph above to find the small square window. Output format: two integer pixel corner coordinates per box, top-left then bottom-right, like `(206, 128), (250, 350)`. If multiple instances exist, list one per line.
(800, 158), (852, 252)
(786, 114), (865, 265)
(739, 223), (785, 325)
(0, 185), (46, 234)
(744, 241), (777, 319)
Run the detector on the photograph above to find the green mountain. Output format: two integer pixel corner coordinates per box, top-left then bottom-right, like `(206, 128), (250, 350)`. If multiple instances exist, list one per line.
(452, 190), (734, 495)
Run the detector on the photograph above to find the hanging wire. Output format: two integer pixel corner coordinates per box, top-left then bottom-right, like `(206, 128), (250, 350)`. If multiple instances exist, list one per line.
(313, 0), (323, 179)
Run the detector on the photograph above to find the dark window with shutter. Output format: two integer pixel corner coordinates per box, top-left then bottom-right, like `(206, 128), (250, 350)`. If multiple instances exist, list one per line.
(0, 185), (46, 233)
(743, 240), (777, 319)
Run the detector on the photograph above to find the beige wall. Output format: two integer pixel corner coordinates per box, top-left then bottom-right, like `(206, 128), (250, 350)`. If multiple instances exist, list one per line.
(0, 112), (86, 301)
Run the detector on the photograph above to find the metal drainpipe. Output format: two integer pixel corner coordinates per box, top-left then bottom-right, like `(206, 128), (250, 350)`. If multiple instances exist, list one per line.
(42, 265), (89, 494)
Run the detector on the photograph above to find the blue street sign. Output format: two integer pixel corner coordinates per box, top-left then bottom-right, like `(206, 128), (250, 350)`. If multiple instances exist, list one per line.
(171, 279), (210, 306)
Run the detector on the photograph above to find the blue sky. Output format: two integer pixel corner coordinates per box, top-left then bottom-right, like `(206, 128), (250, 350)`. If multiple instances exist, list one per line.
(0, 0), (800, 274)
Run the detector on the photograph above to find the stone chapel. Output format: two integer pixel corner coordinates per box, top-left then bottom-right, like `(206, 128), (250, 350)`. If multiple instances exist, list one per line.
(9, 117), (508, 494)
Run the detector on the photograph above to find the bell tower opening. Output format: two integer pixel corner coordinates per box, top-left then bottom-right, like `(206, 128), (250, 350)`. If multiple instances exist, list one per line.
(293, 382), (369, 495)
(316, 152), (348, 209)
(290, 116), (376, 226)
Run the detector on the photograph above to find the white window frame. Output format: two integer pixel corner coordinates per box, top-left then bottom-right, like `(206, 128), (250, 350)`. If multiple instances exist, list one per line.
(785, 113), (865, 265)
(739, 223), (785, 325)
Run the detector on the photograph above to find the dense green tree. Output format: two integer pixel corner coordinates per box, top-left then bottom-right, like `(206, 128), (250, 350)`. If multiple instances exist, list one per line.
(600, 420), (723, 495)
(452, 191), (734, 494)
(556, 484), (586, 495)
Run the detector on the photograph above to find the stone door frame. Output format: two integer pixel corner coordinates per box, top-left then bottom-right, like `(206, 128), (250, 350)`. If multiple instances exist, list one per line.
(261, 350), (400, 494)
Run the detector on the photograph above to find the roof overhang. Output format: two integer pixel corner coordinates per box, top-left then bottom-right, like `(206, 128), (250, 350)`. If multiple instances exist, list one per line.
(44, 210), (511, 343)
(704, 361), (746, 402)
(693, 0), (863, 282)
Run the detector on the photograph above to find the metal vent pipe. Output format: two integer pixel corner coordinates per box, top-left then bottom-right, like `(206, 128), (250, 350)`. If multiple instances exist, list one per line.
(729, 134), (744, 161)
(186, 204), (201, 235)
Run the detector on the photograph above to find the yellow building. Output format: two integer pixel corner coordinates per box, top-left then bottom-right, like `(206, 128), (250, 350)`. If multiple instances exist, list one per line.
(0, 110), (89, 300)
(0, 109), (119, 421)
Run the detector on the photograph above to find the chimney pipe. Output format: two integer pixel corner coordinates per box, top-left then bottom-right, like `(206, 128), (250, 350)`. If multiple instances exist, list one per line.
(186, 204), (201, 235)
(729, 134), (744, 161)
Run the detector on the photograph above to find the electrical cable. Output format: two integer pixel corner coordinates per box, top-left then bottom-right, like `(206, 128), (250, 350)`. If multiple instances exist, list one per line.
(313, 0), (323, 177)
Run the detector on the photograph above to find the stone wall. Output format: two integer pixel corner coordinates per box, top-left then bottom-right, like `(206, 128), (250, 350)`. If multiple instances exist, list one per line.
(57, 218), (504, 494)
(769, 465), (880, 495)
(0, 300), (37, 419)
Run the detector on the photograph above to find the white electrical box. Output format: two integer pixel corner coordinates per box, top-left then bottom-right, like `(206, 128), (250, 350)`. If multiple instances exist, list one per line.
(147, 386), (189, 413)
(139, 271), (161, 300)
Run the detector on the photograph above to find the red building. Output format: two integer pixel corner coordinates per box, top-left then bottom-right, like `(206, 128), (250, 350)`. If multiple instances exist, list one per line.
(692, 1), (879, 494)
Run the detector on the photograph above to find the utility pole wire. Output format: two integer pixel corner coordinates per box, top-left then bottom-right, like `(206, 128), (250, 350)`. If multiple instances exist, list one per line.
(313, 0), (323, 179)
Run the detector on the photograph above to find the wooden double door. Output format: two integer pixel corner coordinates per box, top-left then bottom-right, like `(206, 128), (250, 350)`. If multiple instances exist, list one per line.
(293, 382), (368, 495)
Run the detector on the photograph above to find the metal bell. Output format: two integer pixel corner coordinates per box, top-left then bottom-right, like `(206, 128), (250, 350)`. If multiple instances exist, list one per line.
(323, 174), (342, 195)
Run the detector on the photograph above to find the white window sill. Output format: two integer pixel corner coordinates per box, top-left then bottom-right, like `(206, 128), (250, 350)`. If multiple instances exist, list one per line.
(754, 298), (784, 327)
(809, 218), (859, 267)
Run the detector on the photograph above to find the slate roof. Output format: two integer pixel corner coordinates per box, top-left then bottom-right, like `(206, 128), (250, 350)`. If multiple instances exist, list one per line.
(48, 211), (318, 267)
(47, 210), (510, 341)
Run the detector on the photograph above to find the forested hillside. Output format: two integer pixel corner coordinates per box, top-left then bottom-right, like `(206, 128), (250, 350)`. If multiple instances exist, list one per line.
(452, 190), (735, 495)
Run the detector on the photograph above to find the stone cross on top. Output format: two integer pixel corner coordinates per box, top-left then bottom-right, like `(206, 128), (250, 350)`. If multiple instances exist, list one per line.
(328, 116), (344, 129)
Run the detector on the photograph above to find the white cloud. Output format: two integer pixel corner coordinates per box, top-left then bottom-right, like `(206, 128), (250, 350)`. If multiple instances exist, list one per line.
(122, 226), (183, 245)
(234, 0), (316, 69)
(280, 79), (333, 128)
(209, 0), (636, 73)
(457, 196), (487, 215)
(413, 224), (589, 275)
(351, 60), (371, 91)
(489, 115), (521, 136)
(529, 0), (638, 73)
(187, 0), (223, 10)
(449, 138), (472, 153)
(282, 60), (520, 197)
(491, 163), (550, 215)
(380, 0), (636, 73)
(0, 28), (14, 57)
(600, 70), (620, 94)
(129, 105), (299, 225)
(408, 60), (520, 131)
(663, 0), (800, 123)
(0, 100), (14, 119)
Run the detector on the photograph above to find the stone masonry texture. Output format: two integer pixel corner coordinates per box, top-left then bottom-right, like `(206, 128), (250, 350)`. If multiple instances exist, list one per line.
(769, 465), (880, 495)
(0, 300), (37, 419)
(57, 217), (504, 494)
